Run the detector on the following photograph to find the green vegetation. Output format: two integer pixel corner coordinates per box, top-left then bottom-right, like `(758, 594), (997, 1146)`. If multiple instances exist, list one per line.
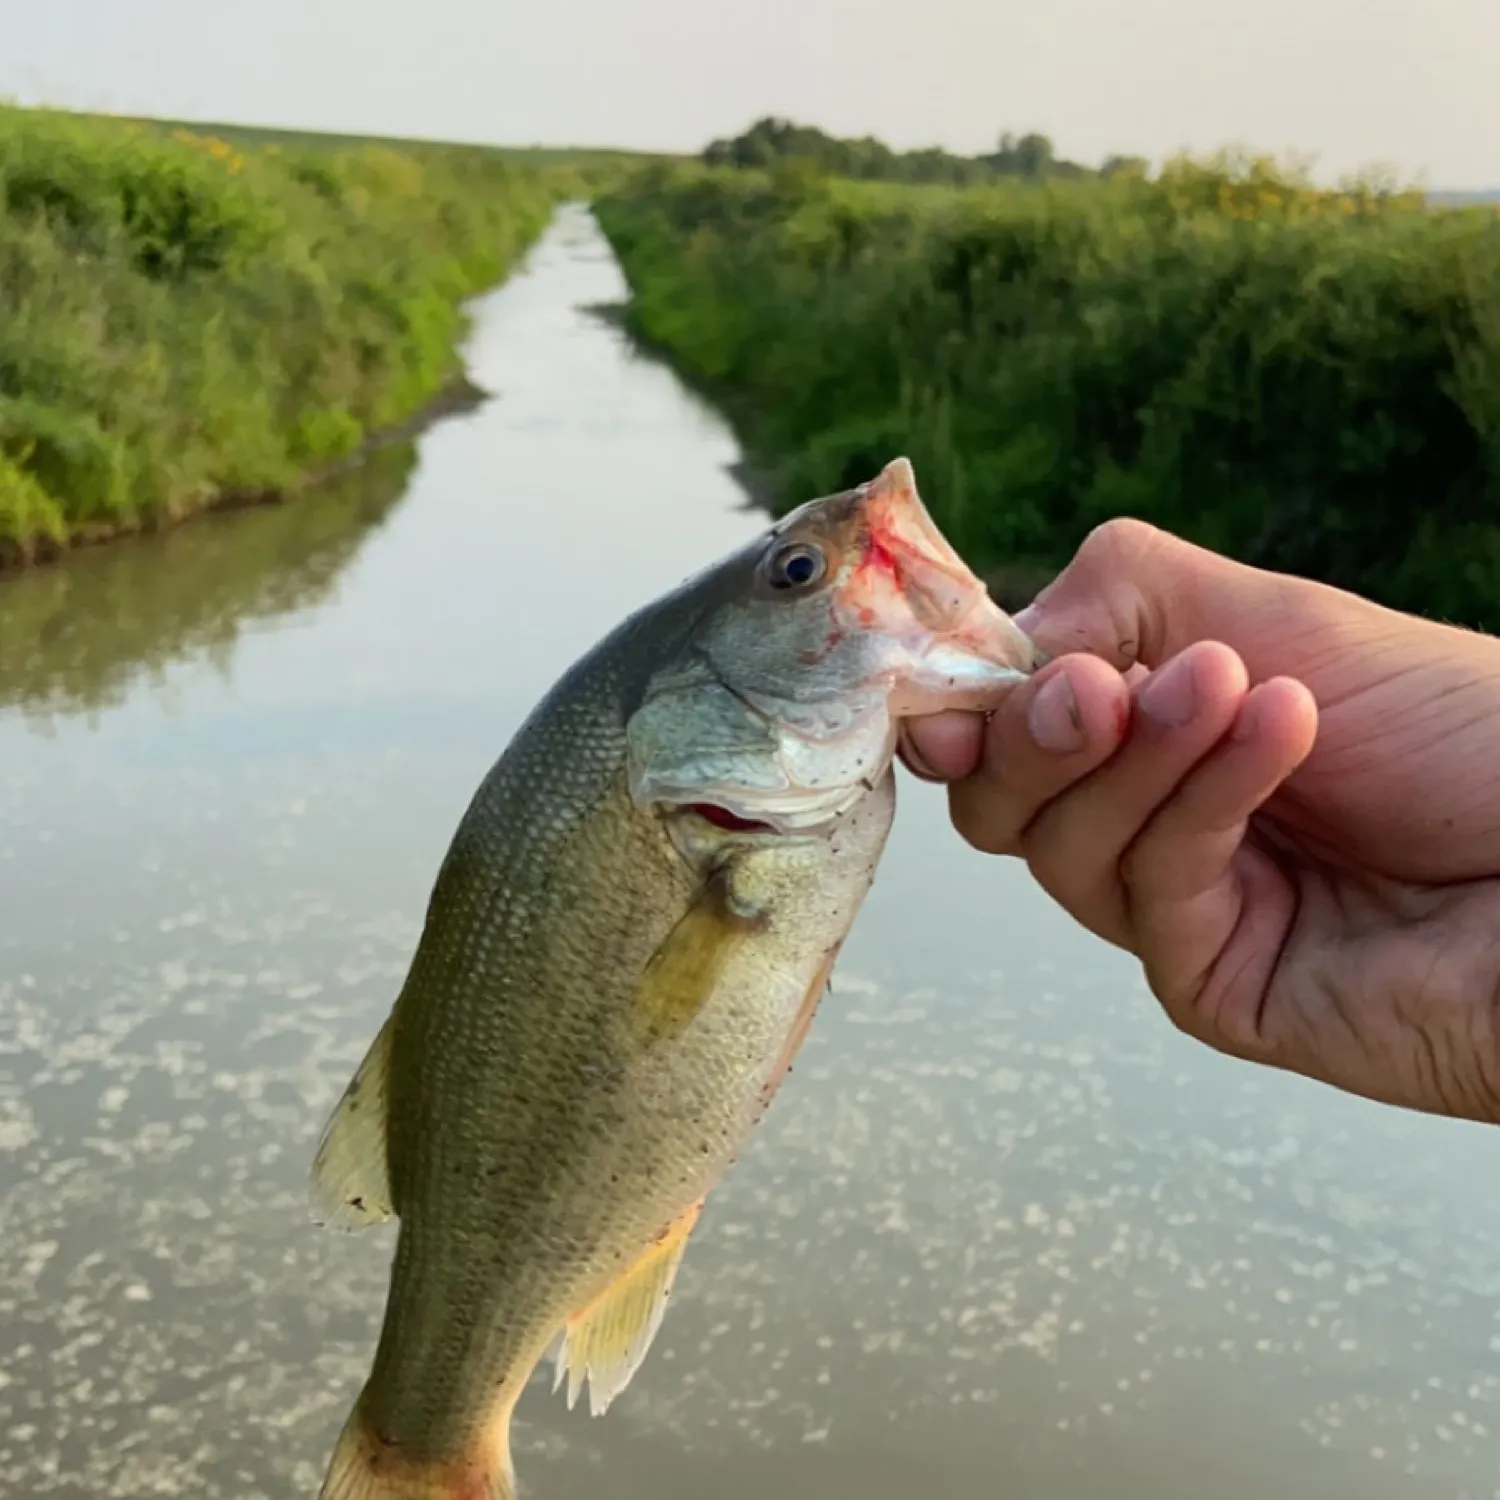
(704, 117), (1095, 185)
(597, 156), (1500, 627)
(9, 99), (1497, 629)
(0, 105), (589, 563)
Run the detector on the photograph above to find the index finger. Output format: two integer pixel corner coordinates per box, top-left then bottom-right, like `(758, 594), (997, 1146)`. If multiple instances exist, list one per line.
(1015, 518), (1413, 682)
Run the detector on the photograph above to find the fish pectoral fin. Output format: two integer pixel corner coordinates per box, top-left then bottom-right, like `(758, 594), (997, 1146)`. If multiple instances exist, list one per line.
(633, 867), (766, 1045)
(309, 1014), (396, 1231)
(553, 1200), (704, 1417)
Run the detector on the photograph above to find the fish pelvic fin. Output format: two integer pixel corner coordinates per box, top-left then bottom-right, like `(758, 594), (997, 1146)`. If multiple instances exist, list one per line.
(310, 1014), (396, 1231)
(318, 1400), (515, 1500)
(553, 1199), (705, 1417)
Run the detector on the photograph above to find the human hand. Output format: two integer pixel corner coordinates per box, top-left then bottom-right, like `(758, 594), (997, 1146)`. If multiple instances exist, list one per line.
(902, 519), (1500, 1123)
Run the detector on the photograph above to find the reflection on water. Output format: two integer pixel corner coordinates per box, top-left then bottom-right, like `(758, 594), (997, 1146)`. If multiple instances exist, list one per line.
(0, 442), (417, 722)
(3, 206), (1500, 1500)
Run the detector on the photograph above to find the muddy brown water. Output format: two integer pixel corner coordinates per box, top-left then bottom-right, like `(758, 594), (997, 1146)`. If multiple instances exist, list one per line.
(2, 206), (1499, 1500)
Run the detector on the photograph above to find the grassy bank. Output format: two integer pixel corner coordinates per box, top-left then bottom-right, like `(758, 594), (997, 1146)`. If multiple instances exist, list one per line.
(596, 159), (1500, 628)
(0, 106), (586, 565)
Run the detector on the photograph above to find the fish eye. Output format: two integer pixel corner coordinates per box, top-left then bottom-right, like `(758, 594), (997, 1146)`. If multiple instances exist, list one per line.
(765, 541), (827, 592)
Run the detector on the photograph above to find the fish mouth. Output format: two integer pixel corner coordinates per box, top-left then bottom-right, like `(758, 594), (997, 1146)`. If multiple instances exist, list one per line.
(680, 802), (780, 835)
(840, 459), (1040, 710)
(672, 774), (876, 839)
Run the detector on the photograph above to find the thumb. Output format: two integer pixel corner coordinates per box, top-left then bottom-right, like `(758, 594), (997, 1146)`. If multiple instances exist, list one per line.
(1014, 518), (1402, 682)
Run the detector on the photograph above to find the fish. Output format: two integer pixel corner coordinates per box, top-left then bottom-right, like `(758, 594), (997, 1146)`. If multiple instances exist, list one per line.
(309, 456), (1040, 1500)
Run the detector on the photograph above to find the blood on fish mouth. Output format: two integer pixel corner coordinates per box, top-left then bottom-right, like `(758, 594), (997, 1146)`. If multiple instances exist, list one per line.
(683, 803), (777, 834)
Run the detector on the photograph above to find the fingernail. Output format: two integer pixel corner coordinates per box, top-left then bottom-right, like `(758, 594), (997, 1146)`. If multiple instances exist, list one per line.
(1013, 603), (1041, 634)
(1027, 674), (1083, 754)
(1139, 655), (1197, 727)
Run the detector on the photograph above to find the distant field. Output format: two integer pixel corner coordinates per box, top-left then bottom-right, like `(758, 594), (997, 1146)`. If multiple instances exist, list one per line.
(93, 110), (674, 171)
(1429, 189), (1500, 206)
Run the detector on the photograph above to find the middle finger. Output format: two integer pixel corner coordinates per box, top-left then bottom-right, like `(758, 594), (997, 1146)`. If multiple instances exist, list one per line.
(1021, 641), (1250, 950)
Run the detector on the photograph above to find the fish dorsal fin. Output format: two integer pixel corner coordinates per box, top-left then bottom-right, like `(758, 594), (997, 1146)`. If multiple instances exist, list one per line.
(309, 1015), (395, 1231)
(553, 1200), (704, 1416)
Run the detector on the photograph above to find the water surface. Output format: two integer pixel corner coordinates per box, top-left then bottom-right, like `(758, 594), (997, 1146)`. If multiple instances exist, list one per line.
(2, 206), (1499, 1500)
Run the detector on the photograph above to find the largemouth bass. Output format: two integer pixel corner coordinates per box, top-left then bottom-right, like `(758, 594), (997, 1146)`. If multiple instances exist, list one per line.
(311, 457), (1039, 1500)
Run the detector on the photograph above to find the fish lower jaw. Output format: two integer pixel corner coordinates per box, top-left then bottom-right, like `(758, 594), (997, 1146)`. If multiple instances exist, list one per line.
(882, 641), (1033, 716)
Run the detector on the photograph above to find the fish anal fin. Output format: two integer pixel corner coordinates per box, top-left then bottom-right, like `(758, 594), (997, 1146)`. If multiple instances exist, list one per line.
(554, 1200), (704, 1417)
(310, 1015), (396, 1231)
(318, 1400), (514, 1500)
(632, 867), (766, 1045)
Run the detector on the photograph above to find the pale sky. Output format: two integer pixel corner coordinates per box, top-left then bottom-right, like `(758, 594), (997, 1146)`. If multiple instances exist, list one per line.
(3, 0), (1497, 188)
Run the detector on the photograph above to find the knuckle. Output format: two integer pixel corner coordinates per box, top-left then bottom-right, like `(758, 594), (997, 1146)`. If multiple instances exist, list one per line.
(1159, 998), (1205, 1041)
(959, 822), (1018, 857)
(949, 788), (1023, 857)
(956, 819), (1019, 857)
(1014, 818), (1079, 893)
(1018, 847), (1065, 897)
(1139, 952), (1213, 1041)
(1076, 516), (1165, 572)
(1043, 519), (1174, 670)
(1117, 835), (1159, 894)
(961, 749), (1075, 857)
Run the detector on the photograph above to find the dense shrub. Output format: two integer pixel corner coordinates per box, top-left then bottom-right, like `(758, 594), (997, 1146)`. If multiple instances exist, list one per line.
(597, 157), (1500, 627)
(0, 106), (571, 560)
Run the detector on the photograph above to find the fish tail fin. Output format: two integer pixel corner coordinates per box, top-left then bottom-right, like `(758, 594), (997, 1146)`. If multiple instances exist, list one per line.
(318, 1398), (516, 1500)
